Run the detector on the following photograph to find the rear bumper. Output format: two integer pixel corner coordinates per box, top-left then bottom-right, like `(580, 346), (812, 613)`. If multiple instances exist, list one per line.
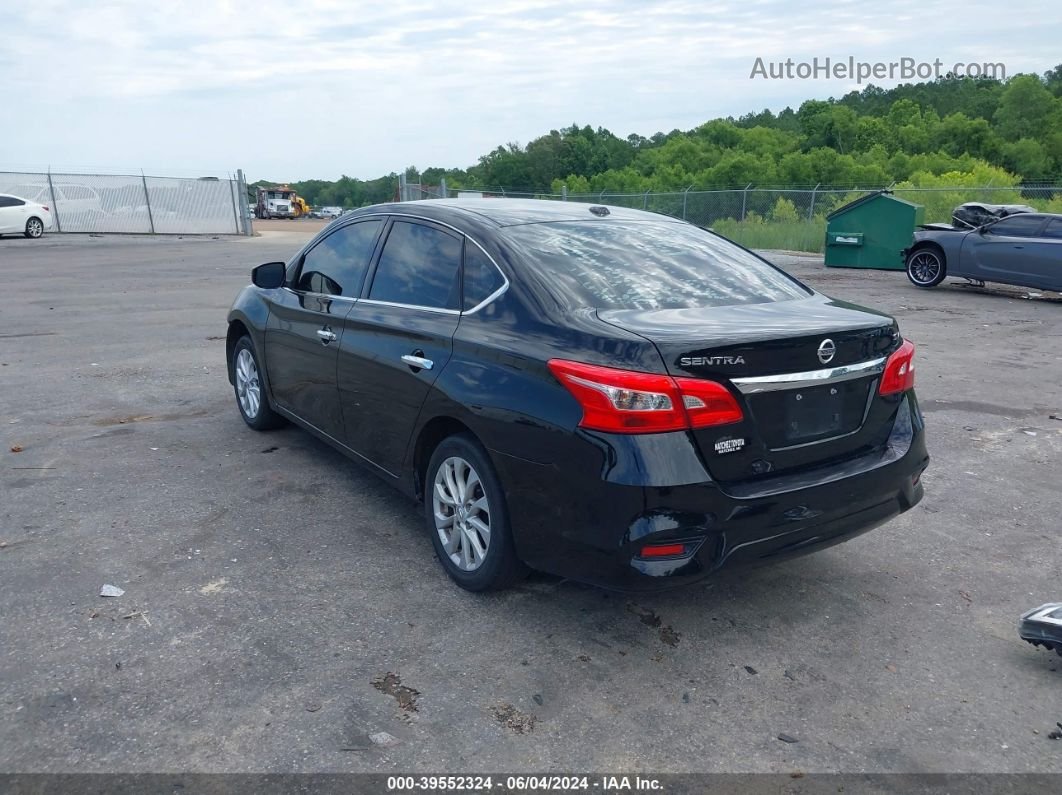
(493, 394), (928, 591)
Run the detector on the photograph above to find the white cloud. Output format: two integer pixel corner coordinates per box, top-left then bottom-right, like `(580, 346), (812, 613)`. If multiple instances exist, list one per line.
(2, 0), (1060, 179)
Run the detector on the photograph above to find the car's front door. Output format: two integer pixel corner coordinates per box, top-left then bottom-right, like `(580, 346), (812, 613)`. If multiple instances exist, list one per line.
(263, 219), (384, 440)
(337, 218), (463, 475)
(962, 214), (1049, 284)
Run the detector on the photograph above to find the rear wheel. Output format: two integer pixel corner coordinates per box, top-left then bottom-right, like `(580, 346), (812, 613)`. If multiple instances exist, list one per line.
(425, 434), (526, 591)
(231, 336), (285, 430)
(906, 247), (946, 288)
(25, 217), (44, 239)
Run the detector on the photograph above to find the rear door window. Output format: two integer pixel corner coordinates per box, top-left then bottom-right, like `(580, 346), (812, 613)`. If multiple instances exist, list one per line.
(462, 242), (505, 310)
(503, 221), (810, 310)
(1042, 219), (1062, 239)
(985, 215), (1046, 237)
(369, 220), (462, 310)
(293, 219), (383, 297)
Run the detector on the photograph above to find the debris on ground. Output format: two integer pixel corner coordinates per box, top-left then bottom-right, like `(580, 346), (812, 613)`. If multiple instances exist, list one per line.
(532, 693), (543, 706)
(10, 445), (23, 453)
(1048, 723), (1062, 741)
(778, 733), (799, 744)
(744, 665), (758, 675)
(491, 702), (537, 734)
(369, 731), (399, 747)
(99, 584), (124, 597)
(121, 610), (151, 626)
(371, 672), (420, 712)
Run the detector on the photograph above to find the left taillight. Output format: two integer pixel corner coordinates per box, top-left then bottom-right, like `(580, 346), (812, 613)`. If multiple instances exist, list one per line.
(879, 339), (916, 395)
(42, 205), (50, 212)
(547, 359), (743, 434)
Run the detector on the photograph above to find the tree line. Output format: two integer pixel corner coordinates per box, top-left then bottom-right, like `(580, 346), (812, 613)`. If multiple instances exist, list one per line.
(253, 65), (1062, 208)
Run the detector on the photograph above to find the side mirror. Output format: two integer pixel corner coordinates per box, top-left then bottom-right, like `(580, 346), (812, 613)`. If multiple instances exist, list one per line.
(252, 261), (286, 289)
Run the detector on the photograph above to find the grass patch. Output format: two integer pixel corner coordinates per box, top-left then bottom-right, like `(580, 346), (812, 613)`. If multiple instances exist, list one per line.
(712, 218), (825, 253)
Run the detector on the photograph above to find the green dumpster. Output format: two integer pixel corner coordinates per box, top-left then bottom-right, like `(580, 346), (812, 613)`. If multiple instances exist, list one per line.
(824, 190), (924, 270)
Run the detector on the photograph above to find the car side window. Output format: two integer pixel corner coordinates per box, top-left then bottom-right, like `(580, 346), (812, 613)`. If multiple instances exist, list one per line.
(985, 215), (1045, 237)
(369, 220), (462, 310)
(0, 196), (25, 207)
(294, 219), (383, 297)
(463, 242), (505, 310)
(1042, 219), (1062, 240)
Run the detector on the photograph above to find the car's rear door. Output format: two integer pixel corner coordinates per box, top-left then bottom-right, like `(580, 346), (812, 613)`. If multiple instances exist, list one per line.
(263, 218), (384, 440)
(1029, 218), (1062, 291)
(962, 214), (1049, 284)
(0, 195), (26, 233)
(336, 218), (463, 475)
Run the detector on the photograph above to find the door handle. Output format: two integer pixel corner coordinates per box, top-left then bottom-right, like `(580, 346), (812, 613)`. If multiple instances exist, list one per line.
(316, 328), (337, 343)
(401, 354), (434, 371)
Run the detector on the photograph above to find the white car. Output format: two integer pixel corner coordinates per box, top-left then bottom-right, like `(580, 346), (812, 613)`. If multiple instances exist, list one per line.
(0, 193), (52, 238)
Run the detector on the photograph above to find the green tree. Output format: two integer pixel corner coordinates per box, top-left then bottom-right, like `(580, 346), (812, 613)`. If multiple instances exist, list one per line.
(994, 74), (1059, 140)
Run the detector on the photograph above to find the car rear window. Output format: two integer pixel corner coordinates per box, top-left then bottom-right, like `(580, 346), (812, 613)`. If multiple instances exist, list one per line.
(503, 221), (810, 310)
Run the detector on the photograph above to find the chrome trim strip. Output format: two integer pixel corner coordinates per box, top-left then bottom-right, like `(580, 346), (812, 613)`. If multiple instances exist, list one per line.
(358, 298), (460, 315)
(280, 287), (358, 303)
(731, 356), (886, 394)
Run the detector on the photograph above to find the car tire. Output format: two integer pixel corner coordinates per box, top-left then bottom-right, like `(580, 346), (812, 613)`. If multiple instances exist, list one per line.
(231, 336), (285, 431)
(424, 434), (526, 591)
(905, 247), (946, 288)
(24, 217), (44, 239)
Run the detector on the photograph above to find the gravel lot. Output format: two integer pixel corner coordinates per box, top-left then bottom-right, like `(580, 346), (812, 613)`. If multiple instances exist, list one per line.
(1, 230), (1060, 774)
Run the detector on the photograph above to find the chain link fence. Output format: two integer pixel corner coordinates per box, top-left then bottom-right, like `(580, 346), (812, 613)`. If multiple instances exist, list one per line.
(399, 180), (1062, 253)
(0, 170), (252, 235)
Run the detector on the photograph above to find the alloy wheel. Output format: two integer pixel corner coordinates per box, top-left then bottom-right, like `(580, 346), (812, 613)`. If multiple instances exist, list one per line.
(26, 218), (43, 238)
(908, 251), (941, 285)
(235, 348), (261, 419)
(432, 456), (491, 571)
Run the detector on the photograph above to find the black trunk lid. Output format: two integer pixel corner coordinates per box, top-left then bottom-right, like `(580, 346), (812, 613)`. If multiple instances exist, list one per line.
(598, 295), (902, 483)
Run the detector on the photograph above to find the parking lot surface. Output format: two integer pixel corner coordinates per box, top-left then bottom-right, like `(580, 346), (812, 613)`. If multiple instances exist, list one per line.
(1, 231), (1060, 774)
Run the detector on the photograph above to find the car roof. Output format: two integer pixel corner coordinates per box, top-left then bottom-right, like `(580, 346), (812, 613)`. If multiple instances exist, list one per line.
(353, 198), (686, 228)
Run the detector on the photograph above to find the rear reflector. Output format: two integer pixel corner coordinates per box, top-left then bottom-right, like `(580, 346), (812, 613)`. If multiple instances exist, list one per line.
(879, 339), (916, 395)
(547, 359), (743, 434)
(639, 543), (687, 558)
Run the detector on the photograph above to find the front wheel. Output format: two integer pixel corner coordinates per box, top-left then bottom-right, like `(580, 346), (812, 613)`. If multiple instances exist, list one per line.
(231, 336), (285, 430)
(906, 247), (946, 288)
(425, 434), (526, 591)
(25, 217), (44, 239)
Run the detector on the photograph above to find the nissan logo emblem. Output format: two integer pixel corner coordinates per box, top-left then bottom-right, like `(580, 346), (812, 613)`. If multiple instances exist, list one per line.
(817, 339), (836, 364)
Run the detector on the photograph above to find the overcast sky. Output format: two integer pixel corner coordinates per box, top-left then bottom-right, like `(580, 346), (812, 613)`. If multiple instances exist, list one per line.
(3, 0), (1060, 182)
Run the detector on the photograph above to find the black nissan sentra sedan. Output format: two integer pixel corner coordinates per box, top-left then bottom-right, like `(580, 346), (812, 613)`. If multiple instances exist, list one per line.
(226, 199), (928, 591)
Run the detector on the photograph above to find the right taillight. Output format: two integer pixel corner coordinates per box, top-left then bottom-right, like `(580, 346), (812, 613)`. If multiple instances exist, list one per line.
(547, 359), (743, 434)
(879, 339), (916, 395)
